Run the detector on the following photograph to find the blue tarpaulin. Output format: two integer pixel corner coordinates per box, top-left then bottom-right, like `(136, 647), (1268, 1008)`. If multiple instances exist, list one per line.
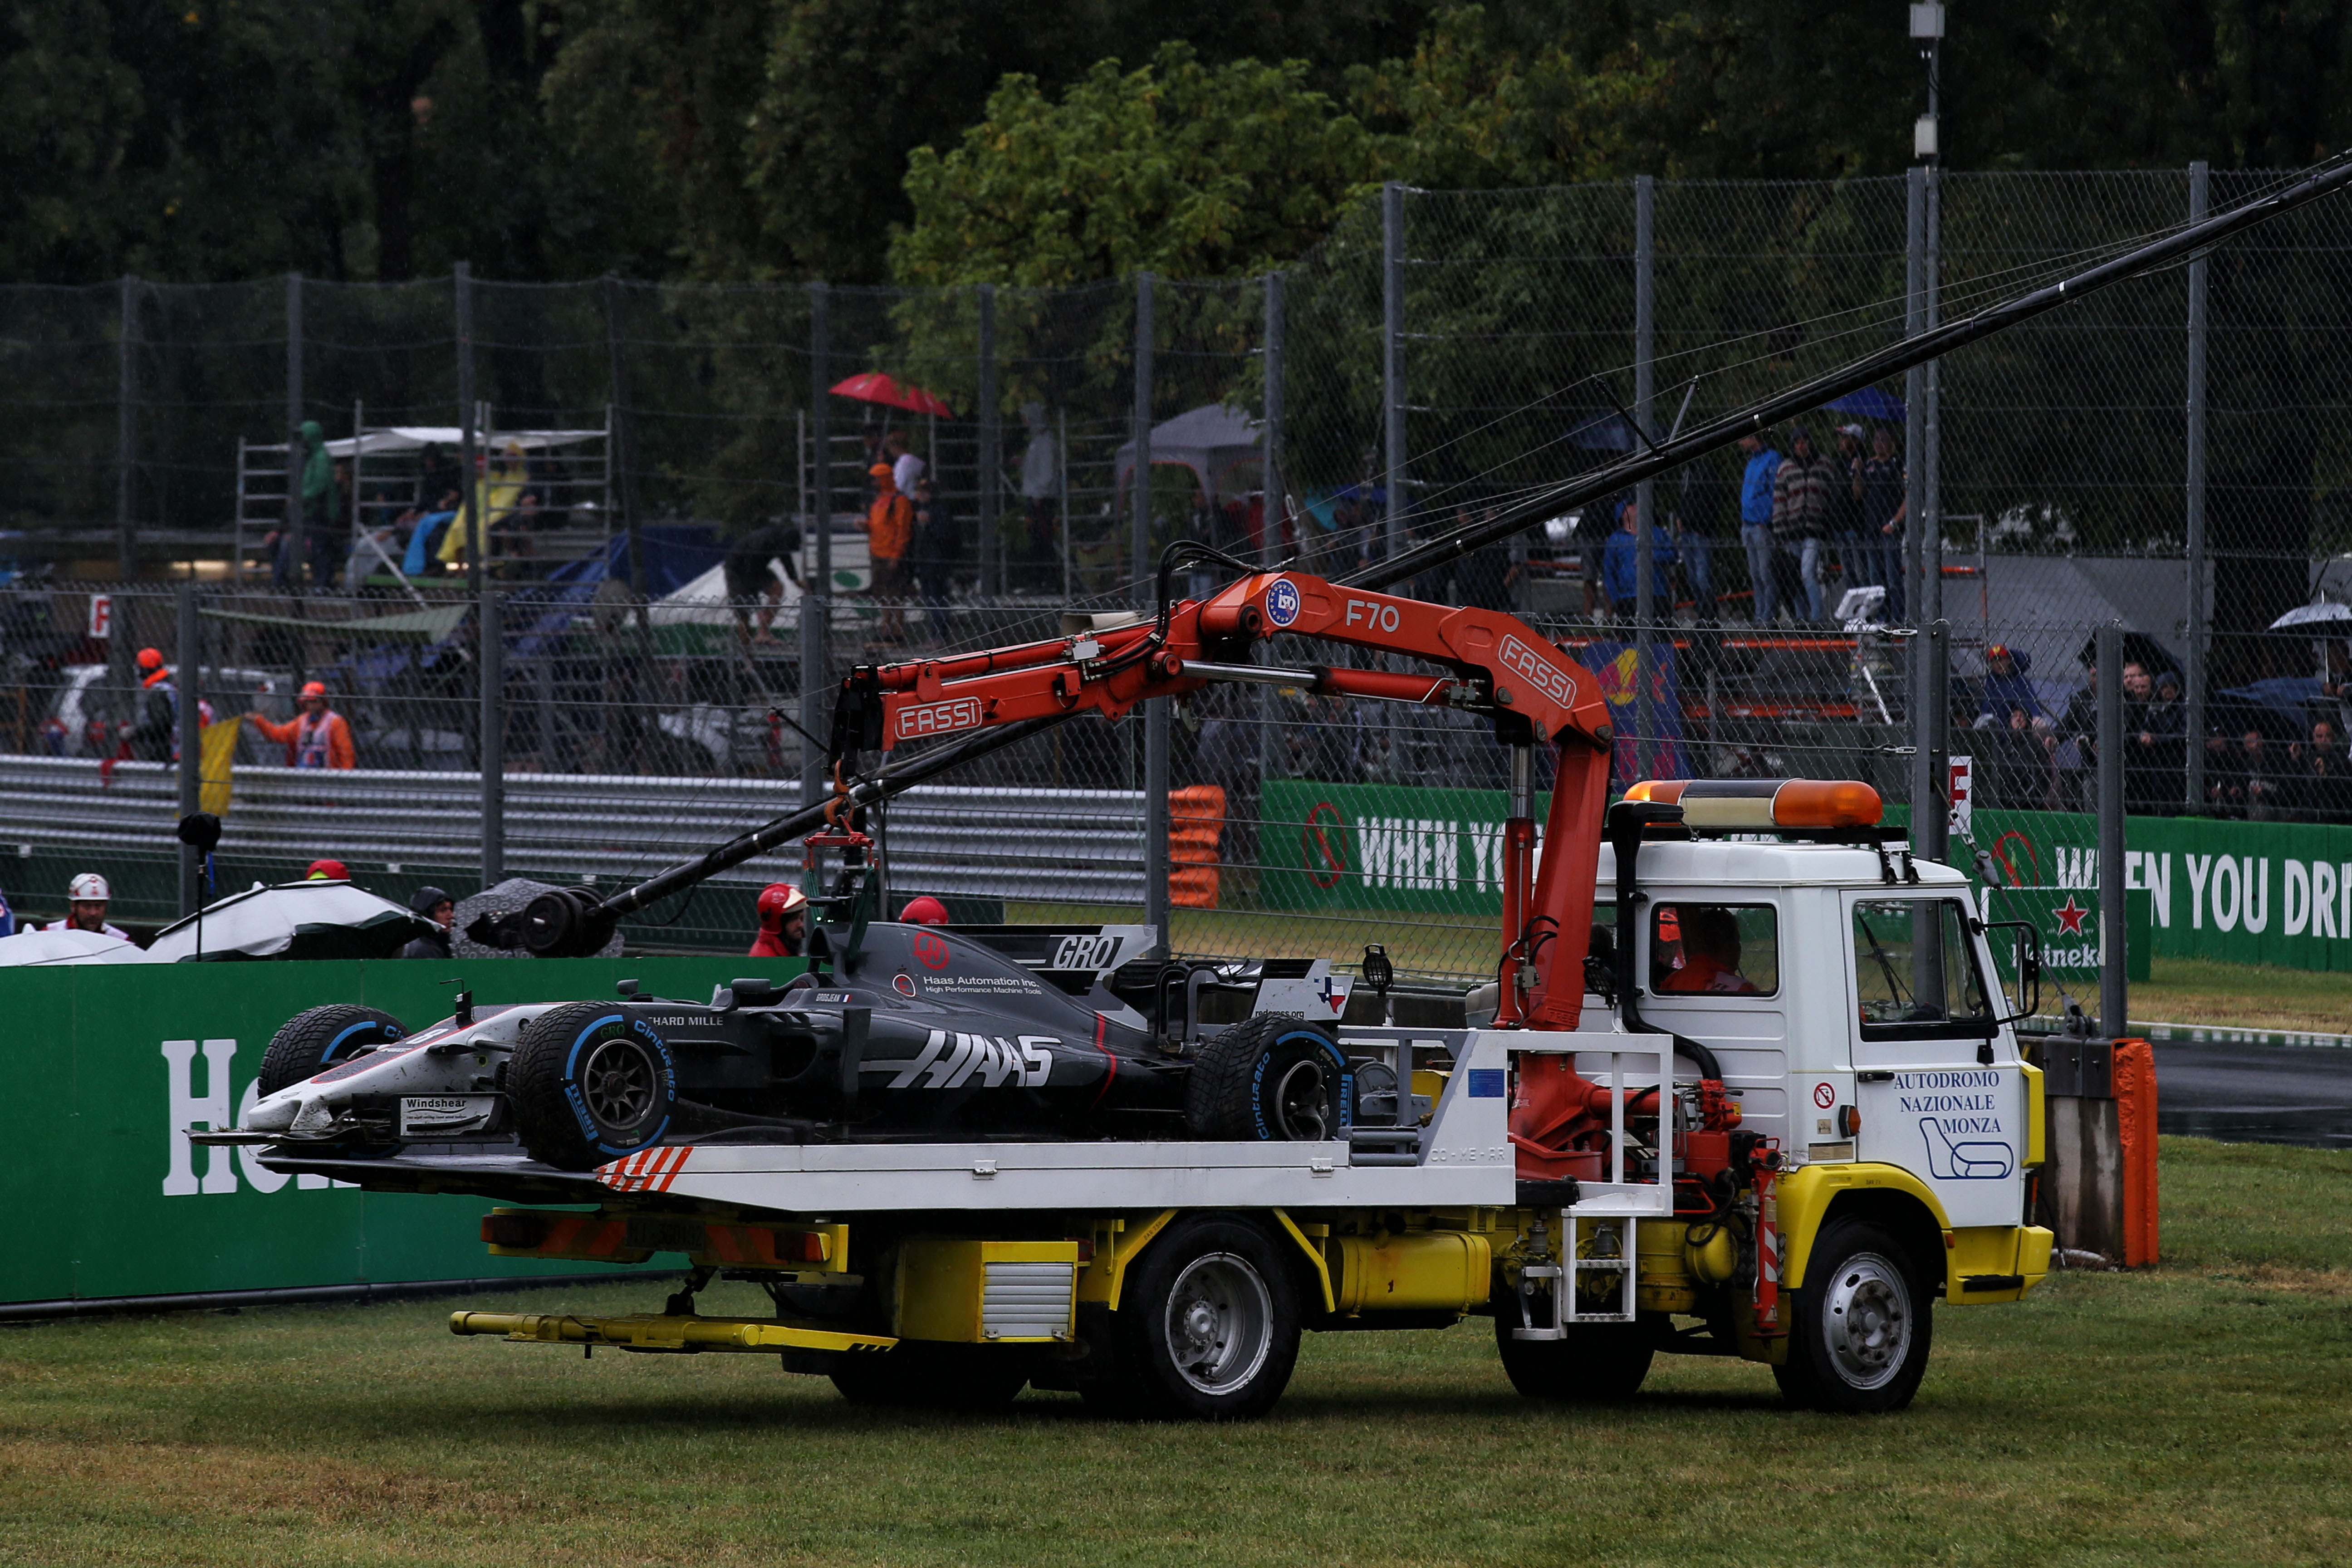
(1823, 386), (1906, 422)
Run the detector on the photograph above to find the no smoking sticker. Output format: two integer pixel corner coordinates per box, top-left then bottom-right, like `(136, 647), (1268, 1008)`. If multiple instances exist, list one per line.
(1813, 1081), (1837, 1109)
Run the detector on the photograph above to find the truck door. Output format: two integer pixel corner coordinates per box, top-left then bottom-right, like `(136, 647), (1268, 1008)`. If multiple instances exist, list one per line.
(1842, 894), (2024, 1228)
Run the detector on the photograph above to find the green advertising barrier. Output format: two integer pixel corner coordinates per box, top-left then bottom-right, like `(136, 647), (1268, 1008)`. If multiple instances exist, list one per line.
(1260, 779), (2343, 975)
(3, 953), (803, 1311)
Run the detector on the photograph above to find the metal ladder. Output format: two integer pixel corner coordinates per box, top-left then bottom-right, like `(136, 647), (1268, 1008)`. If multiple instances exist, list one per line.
(1512, 1214), (1638, 1338)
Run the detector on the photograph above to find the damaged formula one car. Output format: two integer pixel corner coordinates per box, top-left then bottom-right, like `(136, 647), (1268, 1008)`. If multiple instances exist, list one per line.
(234, 911), (1375, 1174)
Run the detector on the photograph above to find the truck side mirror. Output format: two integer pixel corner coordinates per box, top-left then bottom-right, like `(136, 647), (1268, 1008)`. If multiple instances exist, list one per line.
(1986, 919), (2041, 1024)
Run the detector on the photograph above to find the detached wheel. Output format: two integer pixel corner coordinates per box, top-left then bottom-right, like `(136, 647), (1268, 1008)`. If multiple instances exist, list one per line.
(1492, 1309), (1655, 1401)
(1102, 1215), (1301, 1420)
(257, 1005), (407, 1097)
(1774, 1218), (1933, 1414)
(1186, 1016), (1348, 1141)
(509, 1002), (676, 1169)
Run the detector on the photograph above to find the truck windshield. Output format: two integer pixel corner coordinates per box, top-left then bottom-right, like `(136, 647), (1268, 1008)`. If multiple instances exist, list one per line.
(1852, 898), (1993, 1036)
(1650, 903), (1778, 996)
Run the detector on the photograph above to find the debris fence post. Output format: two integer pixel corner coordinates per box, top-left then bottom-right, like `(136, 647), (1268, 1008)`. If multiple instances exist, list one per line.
(1633, 174), (1656, 779)
(1263, 270), (1284, 568)
(1915, 618), (1950, 863)
(117, 274), (139, 583)
(2184, 162), (2210, 812)
(2097, 622), (2127, 1034)
(1923, 166), (1943, 626)
(1383, 182), (1407, 564)
(480, 590), (505, 888)
(803, 282), (833, 903)
(456, 261), (479, 614)
(1904, 171), (1926, 628)
(1135, 271), (1170, 950)
(603, 274), (645, 598)
(176, 583), (202, 916)
(977, 283), (999, 598)
(283, 271), (302, 594)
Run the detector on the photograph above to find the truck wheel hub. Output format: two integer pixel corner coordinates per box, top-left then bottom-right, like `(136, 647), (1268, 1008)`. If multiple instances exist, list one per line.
(1822, 1253), (1910, 1388)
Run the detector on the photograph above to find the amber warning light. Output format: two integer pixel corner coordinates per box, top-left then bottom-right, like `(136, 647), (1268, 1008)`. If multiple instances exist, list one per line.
(1622, 778), (1883, 831)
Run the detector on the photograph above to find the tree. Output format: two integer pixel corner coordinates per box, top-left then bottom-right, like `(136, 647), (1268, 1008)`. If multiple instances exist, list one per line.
(894, 45), (1381, 288)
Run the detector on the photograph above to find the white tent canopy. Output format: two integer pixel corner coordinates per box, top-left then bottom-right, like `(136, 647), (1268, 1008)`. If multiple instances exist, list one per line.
(1114, 404), (1264, 508)
(322, 427), (605, 460)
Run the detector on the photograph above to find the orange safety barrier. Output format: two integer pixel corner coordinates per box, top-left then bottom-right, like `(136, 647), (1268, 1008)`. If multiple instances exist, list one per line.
(1168, 785), (1225, 909)
(2112, 1038), (2159, 1267)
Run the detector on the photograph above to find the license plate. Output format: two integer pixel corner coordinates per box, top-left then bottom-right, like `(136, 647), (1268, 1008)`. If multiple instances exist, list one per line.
(399, 1094), (498, 1136)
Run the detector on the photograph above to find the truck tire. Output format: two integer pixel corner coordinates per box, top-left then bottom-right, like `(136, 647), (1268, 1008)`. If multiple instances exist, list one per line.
(509, 1003), (677, 1170)
(830, 1345), (1030, 1412)
(1773, 1218), (1933, 1414)
(1103, 1215), (1301, 1420)
(257, 1005), (407, 1098)
(1491, 1310), (1655, 1401)
(1186, 1016), (1348, 1141)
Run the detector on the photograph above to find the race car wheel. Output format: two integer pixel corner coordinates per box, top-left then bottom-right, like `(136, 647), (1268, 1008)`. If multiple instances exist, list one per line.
(257, 1005), (407, 1098)
(1102, 1215), (1301, 1420)
(509, 1002), (677, 1170)
(1185, 1016), (1348, 1141)
(1491, 1308), (1656, 1401)
(1773, 1218), (1933, 1414)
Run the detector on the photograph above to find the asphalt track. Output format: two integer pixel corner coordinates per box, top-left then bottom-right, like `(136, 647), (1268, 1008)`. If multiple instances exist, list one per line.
(2155, 1042), (2352, 1148)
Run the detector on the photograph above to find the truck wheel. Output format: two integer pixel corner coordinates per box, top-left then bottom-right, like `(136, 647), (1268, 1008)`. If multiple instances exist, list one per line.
(1186, 1016), (1348, 1141)
(1774, 1218), (1933, 1414)
(830, 1346), (1029, 1411)
(1108, 1215), (1301, 1420)
(509, 1003), (676, 1170)
(1491, 1310), (1655, 1401)
(257, 1005), (407, 1097)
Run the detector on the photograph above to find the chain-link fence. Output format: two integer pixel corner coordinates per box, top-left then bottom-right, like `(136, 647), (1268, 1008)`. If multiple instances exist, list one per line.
(6, 169), (2350, 978)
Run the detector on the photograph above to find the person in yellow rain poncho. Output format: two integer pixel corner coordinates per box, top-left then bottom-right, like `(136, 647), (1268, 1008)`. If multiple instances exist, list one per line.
(436, 441), (529, 570)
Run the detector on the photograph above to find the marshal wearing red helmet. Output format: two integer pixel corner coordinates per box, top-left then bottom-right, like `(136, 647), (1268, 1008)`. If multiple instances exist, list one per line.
(750, 882), (809, 957)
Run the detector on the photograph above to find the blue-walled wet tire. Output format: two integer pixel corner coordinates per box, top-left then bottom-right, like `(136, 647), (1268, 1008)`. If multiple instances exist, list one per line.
(257, 1005), (407, 1098)
(1185, 1016), (1349, 1141)
(510, 1002), (677, 1169)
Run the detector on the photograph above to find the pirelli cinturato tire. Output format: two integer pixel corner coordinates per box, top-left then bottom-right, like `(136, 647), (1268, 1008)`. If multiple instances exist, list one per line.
(1773, 1218), (1934, 1414)
(1491, 1310), (1656, 1401)
(509, 1002), (677, 1170)
(1185, 1016), (1348, 1141)
(257, 1005), (407, 1098)
(1099, 1215), (1302, 1421)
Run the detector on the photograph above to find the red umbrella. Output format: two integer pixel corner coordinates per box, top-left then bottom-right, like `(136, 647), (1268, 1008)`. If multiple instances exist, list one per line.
(830, 371), (955, 418)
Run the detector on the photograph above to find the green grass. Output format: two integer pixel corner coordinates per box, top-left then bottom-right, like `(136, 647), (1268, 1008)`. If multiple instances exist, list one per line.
(2130, 956), (2352, 1035)
(5, 1138), (2350, 1566)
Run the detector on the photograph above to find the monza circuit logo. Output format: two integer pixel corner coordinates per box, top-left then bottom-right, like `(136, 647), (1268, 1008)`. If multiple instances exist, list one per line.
(1264, 577), (1302, 628)
(897, 696), (985, 741)
(1497, 633), (1575, 709)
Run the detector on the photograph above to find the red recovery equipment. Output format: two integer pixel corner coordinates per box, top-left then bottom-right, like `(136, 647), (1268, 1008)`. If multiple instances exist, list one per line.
(831, 559), (1738, 1180)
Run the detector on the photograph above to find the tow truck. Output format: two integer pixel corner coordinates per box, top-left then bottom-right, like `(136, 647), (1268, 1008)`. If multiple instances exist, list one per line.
(202, 157), (2352, 1416)
(213, 559), (2053, 1418)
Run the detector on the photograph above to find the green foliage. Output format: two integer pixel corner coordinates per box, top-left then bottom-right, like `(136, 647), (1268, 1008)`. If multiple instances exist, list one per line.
(894, 45), (1381, 289)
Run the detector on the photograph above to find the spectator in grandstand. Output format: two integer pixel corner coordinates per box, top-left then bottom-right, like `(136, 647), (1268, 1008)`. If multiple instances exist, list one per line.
(0, 881), (15, 937)
(862, 462), (912, 645)
(1770, 428), (1837, 623)
(1860, 426), (1907, 618)
(128, 647), (184, 763)
(910, 476), (957, 644)
(1828, 425), (1869, 607)
(1974, 644), (2043, 726)
(1983, 705), (2053, 810)
(723, 521), (802, 646)
(1601, 500), (1677, 622)
(2293, 717), (2352, 822)
(401, 885), (455, 959)
(1737, 432), (1782, 625)
(885, 429), (924, 498)
(2215, 726), (2291, 819)
(1671, 459), (1725, 624)
(248, 681), (356, 769)
(2122, 662), (2183, 814)
(417, 443), (461, 511)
